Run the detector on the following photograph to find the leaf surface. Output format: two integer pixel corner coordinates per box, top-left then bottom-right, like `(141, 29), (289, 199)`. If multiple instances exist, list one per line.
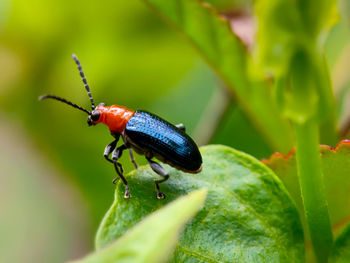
(71, 189), (207, 263)
(96, 145), (304, 262)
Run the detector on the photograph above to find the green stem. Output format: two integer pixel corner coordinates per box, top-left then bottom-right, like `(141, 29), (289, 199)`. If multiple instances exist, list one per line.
(294, 120), (333, 262)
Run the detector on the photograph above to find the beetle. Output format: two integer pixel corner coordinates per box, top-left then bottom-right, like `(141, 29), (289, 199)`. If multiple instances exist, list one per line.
(39, 54), (202, 199)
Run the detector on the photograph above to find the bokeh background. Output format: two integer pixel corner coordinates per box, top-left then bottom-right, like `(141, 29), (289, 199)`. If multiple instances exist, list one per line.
(1, 0), (350, 262)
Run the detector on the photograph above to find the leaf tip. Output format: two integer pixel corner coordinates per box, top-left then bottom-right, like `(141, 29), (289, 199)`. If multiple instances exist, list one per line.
(185, 188), (208, 208)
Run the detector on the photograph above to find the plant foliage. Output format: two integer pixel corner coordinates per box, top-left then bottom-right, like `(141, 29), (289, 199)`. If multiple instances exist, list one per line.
(95, 145), (304, 262)
(71, 189), (207, 263)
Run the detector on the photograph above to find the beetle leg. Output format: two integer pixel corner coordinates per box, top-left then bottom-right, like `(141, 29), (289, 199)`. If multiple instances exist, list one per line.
(128, 148), (138, 169)
(121, 133), (139, 170)
(107, 143), (126, 175)
(176, 123), (186, 132)
(111, 145), (130, 198)
(103, 139), (118, 163)
(146, 158), (169, 199)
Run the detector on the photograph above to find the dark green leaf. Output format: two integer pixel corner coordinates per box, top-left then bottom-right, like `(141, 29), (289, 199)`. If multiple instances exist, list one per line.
(96, 145), (304, 262)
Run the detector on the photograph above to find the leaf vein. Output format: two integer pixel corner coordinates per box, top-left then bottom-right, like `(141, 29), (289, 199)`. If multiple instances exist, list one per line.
(176, 244), (222, 263)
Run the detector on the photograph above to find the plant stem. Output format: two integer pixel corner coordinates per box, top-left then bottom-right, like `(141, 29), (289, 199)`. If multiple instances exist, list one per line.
(294, 120), (333, 262)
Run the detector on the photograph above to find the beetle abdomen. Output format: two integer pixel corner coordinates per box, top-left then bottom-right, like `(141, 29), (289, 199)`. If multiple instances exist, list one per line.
(125, 111), (202, 172)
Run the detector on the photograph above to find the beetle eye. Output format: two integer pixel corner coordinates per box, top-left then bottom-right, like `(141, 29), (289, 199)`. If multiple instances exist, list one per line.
(91, 110), (100, 121)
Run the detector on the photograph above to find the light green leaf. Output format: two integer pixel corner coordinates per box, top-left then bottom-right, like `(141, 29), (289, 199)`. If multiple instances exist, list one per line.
(255, 0), (337, 75)
(96, 145), (304, 262)
(255, 0), (303, 75)
(71, 189), (207, 263)
(141, 0), (293, 153)
(331, 223), (350, 263)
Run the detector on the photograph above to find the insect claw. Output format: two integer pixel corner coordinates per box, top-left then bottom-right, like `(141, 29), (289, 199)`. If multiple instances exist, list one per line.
(124, 185), (131, 198)
(157, 192), (166, 199)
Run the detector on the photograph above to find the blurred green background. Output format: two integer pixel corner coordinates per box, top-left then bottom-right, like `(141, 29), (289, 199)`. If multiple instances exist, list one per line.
(1, 0), (350, 262)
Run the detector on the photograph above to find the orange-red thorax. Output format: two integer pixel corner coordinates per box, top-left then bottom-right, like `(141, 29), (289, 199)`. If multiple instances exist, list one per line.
(96, 105), (134, 134)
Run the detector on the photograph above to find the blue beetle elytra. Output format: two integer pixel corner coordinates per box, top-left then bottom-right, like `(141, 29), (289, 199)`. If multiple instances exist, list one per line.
(39, 54), (202, 199)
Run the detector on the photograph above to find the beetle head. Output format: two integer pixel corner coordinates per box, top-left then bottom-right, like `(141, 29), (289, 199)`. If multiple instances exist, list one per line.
(87, 103), (106, 126)
(87, 109), (101, 126)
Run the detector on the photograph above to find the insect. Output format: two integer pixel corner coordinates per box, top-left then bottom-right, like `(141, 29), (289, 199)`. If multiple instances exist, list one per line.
(39, 54), (202, 199)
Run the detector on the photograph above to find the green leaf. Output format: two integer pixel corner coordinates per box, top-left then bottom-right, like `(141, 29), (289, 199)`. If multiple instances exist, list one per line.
(96, 145), (304, 262)
(330, 223), (350, 263)
(263, 140), (350, 254)
(71, 189), (207, 263)
(141, 0), (293, 153)
(255, 0), (303, 75)
(255, 0), (337, 75)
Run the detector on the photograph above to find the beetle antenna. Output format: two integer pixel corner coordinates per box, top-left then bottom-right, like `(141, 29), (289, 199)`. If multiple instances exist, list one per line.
(39, 95), (91, 115)
(71, 54), (95, 110)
